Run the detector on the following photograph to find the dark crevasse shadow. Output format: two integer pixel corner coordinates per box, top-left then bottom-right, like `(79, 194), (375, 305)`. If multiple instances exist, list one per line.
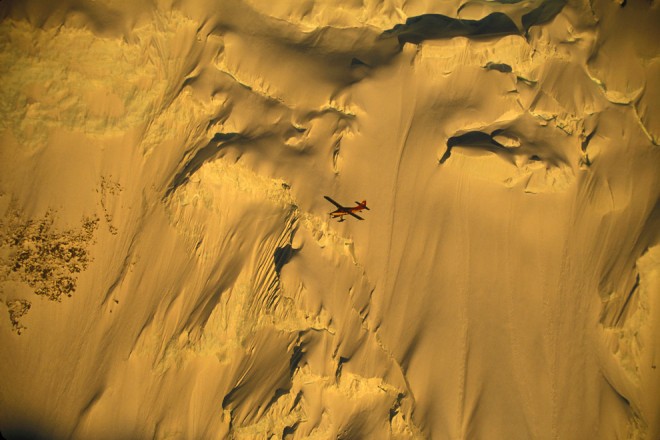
(383, 12), (519, 44)
(440, 131), (510, 164)
(484, 61), (513, 73)
(381, 0), (567, 45)
(274, 244), (297, 274)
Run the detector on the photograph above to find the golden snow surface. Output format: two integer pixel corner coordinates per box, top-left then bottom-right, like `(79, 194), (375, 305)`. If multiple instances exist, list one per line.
(0, 0), (659, 438)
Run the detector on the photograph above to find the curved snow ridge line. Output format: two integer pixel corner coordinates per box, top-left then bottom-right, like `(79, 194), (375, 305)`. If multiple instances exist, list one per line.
(203, 222), (394, 435)
(149, 170), (302, 367)
(167, 152), (360, 268)
(449, 151), (577, 194)
(600, 248), (656, 381)
(633, 105), (659, 147)
(585, 65), (660, 146)
(344, 307), (423, 439)
(172, 150), (361, 267)
(229, 367), (423, 438)
(148, 225), (324, 432)
(213, 58), (292, 110)
(584, 59), (647, 107)
(160, 164), (347, 338)
(167, 158), (419, 436)
(248, 213), (299, 325)
(415, 36), (543, 79)
(584, 66), (657, 144)
(249, 4), (405, 34)
(230, 388), (303, 439)
(140, 82), (229, 160)
(175, 152), (362, 263)
(188, 157), (297, 208)
(161, 101), (358, 199)
(210, 31), (363, 120)
(439, 113), (580, 192)
(195, 216), (303, 336)
(294, 219), (421, 436)
(161, 149), (405, 405)
(202, 0), (402, 60)
(211, 56), (358, 127)
(290, 369), (423, 438)
(311, 264), (420, 437)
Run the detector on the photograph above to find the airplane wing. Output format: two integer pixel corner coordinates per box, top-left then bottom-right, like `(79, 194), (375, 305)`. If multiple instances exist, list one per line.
(324, 196), (345, 209)
(348, 212), (364, 220)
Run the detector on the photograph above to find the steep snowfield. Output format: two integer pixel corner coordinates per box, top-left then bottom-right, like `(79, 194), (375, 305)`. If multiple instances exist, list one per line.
(0, 0), (658, 438)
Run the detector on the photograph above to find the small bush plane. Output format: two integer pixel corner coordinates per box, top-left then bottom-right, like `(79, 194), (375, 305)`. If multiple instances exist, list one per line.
(324, 196), (369, 222)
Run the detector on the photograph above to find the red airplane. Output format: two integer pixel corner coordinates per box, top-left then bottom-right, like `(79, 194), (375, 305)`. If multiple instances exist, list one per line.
(324, 196), (369, 222)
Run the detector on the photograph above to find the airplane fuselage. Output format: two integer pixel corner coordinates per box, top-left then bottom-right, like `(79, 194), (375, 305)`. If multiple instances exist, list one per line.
(324, 196), (369, 222)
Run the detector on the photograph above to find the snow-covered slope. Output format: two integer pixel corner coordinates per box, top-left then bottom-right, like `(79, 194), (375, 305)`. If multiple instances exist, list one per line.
(0, 0), (659, 438)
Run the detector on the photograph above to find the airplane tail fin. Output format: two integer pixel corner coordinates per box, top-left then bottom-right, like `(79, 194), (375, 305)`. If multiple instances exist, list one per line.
(358, 200), (369, 210)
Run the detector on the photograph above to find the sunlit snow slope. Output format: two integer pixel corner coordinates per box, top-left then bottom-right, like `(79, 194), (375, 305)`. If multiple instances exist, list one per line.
(0, 0), (659, 439)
